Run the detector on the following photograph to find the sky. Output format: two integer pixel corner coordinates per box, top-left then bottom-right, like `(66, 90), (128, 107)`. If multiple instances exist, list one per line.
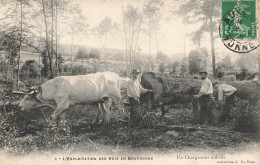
(57, 0), (252, 63)
(59, 0), (202, 58)
(1, 0), (256, 63)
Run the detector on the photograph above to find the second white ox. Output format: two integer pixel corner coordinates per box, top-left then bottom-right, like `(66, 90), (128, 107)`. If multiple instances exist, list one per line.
(19, 72), (127, 123)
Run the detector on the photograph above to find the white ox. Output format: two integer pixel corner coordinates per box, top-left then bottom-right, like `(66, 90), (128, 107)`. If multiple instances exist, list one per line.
(18, 72), (127, 124)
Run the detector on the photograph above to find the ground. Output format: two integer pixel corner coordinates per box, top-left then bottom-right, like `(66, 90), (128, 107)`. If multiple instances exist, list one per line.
(0, 102), (259, 157)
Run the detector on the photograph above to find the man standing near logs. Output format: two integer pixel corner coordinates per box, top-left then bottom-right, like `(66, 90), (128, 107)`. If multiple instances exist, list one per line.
(194, 71), (213, 125)
(127, 69), (152, 127)
(213, 82), (237, 122)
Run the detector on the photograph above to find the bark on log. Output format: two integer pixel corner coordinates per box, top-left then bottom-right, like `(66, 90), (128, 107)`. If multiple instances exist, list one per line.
(141, 72), (260, 105)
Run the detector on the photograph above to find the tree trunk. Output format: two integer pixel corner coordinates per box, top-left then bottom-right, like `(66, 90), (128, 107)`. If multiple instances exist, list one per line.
(51, 0), (54, 76)
(148, 23), (151, 71)
(17, 0), (22, 90)
(42, 0), (53, 78)
(121, 3), (128, 74)
(6, 62), (9, 86)
(184, 25), (186, 58)
(155, 30), (159, 60)
(210, 16), (215, 77)
(105, 33), (107, 70)
(70, 31), (74, 75)
(82, 57), (84, 74)
(38, 21), (42, 83)
(55, 0), (59, 76)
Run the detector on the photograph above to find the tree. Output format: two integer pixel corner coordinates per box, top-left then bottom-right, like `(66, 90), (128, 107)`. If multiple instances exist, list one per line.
(20, 60), (39, 80)
(62, 4), (88, 75)
(76, 47), (88, 74)
(156, 51), (167, 64)
(88, 49), (101, 59)
(172, 61), (180, 74)
(180, 57), (189, 77)
(93, 17), (117, 70)
(0, 0), (78, 80)
(236, 53), (258, 73)
(0, 0), (38, 89)
(23, 0), (65, 80)
(143, 0), (163, 71)
(177, 0), (221, 77)
(158, 62), (165, 73)
(200, 47), (209, 70)
(121, 3), (143, 75)
(41, 50), (49, 77)
(0, 28), (25, 89)
(188, 50), (202, 75)
(41, 0), (54, 78)
(217, 55), (233, 72)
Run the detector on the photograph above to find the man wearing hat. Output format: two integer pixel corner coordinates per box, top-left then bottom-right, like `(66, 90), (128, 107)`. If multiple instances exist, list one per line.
(194, 71), (213, 125)
(127, 69), (152, 127)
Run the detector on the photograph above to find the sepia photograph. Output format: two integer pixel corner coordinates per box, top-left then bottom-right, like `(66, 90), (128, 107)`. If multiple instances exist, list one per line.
(0, 0), (259, 164)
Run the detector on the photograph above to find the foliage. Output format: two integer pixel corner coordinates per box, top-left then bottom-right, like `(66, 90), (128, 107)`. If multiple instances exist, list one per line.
(200, 47), (209, 70)
(158, 63), (165, 73)
(95, 17), (117, 36)
(177, 0), (221, 76)
(177, 0), (221, 40)
(62, 61), (99, 76)
(76, 47), (88, 61)
(143, 0), (164, 33)
(188, 50), (202, 75)
(93, 17), (117, 56)
(41, 51), (49, 78)
(171, 61), (180, 74)
(74, 48), (100, 74)
(156, 51), (167, 63)
(180, 57), (189, 76)
(20, 60), (39, 81)
(235, 53), (258, 73)
(122, 5), (142, 70)
(231, 100), (259, 133)
(143, 0), (163, 70)
(0, 56), (7, 79)
(217, 55), (233, 72)
(0, 84), (259, 156)
(88, 49), (101, 59)
(0, 28), (21, 65)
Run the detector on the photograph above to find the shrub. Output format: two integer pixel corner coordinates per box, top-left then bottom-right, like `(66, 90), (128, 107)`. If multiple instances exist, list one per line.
(20, 60), (39, 81)
(231, 100), (259, 133)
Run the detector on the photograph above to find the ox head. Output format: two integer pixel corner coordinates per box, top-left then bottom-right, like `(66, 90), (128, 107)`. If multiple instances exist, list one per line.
(18, 87), (43, 110)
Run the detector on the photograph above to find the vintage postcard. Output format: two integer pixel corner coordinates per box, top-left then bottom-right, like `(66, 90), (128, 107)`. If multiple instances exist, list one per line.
(0, 0), (259, 165)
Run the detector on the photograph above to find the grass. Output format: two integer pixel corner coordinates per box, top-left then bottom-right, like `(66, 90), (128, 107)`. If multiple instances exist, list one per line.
(0, 101), (259, 157)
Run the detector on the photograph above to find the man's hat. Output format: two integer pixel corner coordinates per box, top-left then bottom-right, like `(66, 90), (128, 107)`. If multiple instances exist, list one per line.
(212, 81), (219, 86)
(131, 69), (140, 74)
(199, 70), (208, 75)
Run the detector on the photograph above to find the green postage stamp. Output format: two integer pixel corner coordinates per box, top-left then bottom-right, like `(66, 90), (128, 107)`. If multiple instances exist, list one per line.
(222, 0), (256, 39)
(221, 0), (259, 53)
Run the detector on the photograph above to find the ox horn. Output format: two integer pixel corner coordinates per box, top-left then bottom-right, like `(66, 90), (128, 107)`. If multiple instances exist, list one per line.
(28, 90), (35, 95)
(27, 86), (39, 95)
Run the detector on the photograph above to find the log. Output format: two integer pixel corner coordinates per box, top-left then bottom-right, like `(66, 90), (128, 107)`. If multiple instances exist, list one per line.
(141, 72), (260, 105)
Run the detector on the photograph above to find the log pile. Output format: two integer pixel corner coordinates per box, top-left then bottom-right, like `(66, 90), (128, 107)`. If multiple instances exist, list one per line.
(157, 76), (260, 104)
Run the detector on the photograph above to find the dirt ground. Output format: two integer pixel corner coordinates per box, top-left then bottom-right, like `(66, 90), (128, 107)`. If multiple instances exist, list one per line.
(0, 103), (259, 157)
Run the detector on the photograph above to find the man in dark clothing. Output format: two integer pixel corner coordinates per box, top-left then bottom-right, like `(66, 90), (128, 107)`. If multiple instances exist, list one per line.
(127, 69), (152, 127)
(194, 71), (213, 125)
(213, 82), (237, 122)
